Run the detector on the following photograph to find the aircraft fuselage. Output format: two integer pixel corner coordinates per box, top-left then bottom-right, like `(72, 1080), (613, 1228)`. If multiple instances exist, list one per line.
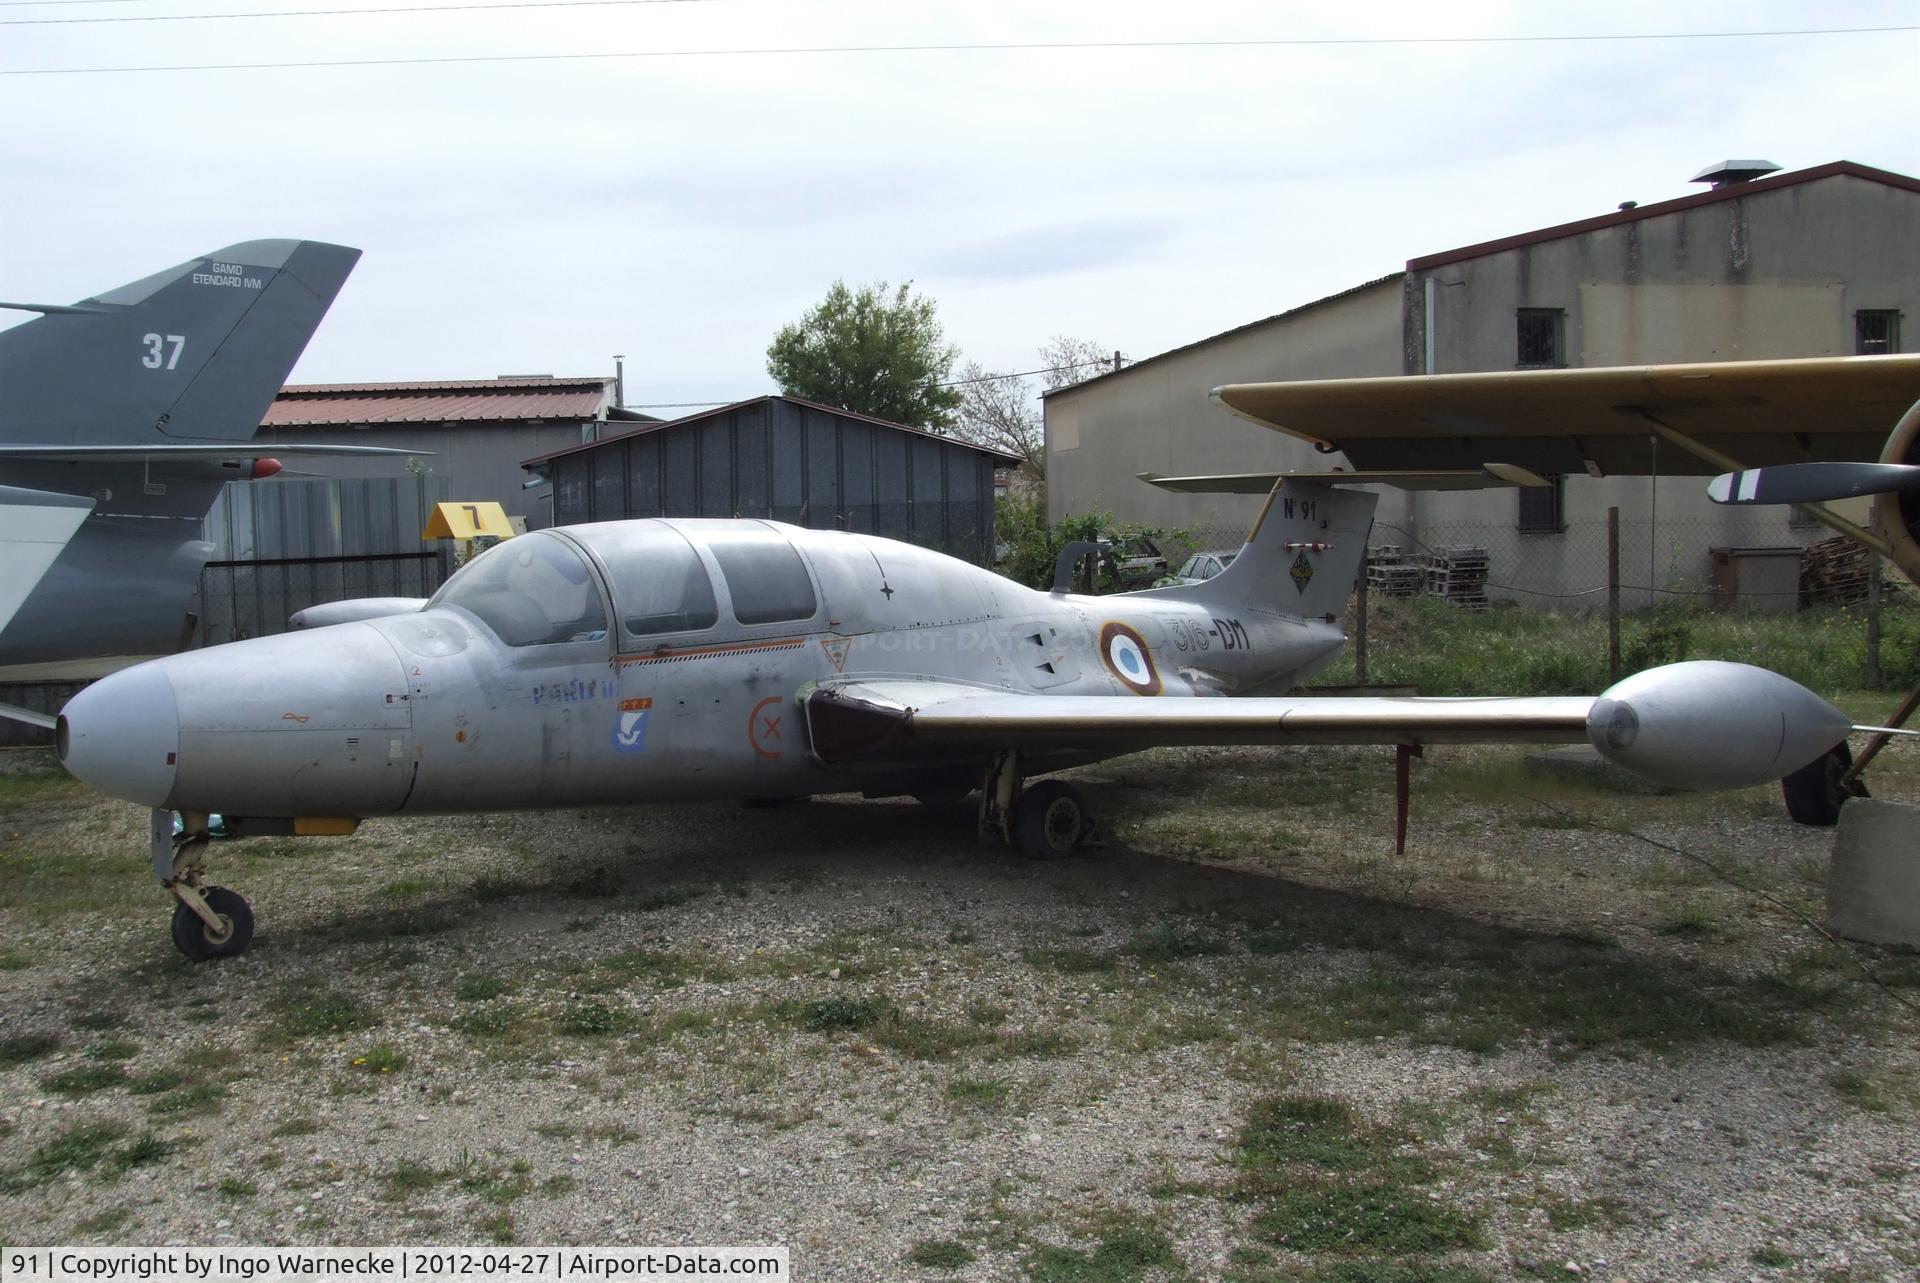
(61, 519), (1348, 819)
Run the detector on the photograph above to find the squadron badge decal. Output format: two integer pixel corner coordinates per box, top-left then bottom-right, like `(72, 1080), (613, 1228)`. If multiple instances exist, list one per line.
(1290, 552), (1315, 594)
(1099, 621), (1162, 696)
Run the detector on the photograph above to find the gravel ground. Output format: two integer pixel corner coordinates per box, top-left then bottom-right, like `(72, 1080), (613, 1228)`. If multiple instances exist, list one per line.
(1, 744), (1917, 1282)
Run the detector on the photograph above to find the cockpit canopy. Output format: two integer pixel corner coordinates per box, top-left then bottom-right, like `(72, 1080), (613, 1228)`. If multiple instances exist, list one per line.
(429, 521), (820, 648)
(428, 532), (608, 647)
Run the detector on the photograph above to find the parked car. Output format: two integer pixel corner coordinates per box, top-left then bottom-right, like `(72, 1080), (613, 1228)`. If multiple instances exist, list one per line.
(1098, 534), (1170, 590)
(1155, 549), (1238, 587)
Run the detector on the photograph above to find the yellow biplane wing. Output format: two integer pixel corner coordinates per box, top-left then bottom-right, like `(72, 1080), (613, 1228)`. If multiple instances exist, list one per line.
(1211, 353), (1920, 477)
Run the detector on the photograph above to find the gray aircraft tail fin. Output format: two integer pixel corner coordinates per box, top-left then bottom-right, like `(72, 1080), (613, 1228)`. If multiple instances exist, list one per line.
(1150, 479), (1377, 620)
(0, 239), (360, 446)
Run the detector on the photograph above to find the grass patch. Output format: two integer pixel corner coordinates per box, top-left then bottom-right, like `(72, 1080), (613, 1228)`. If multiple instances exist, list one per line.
(147, 1081), (227, 1116)
(562, 1003), (625, 1037)
(783, 995), (892, 1032)
(1658, 904), (1716, 937)
(350, 1043), (408, 1073)
(1829, 1070), (1891, 1112)
(946, 1076), (1013, 1108)
(1751, 1245), (1794, 1268)
(384, 1160), (448, 1195)
(1026, 1222), (1177, 1283)
(1250, 1179), (1484, 1254)
(270, 990), (378, 1042)
(70, 1010), (126, 1032)
(86, 1039), (140, 1062)
(270, 1118), (321, 1138)
(11, 1122), (129, 1187)
(41, 1064), (128, 1096)
(1237, 1096), (1378, 1171)
(0, 951), (29, 971)
(906, 1239), (975, 1269)
(1124, 921), (1229, 963)
(217, 1177), (257, 1198)
(0, 1033), (62, 1065)
(75, 1208), (132, 1236)
(456, 974), (506, 1002)
(110, 1133), (179, 1173)
(1023, 946), (1119, 975)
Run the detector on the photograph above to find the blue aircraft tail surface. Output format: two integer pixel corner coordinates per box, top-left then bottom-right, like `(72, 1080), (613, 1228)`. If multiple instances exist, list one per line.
(0, 239), (360, 447)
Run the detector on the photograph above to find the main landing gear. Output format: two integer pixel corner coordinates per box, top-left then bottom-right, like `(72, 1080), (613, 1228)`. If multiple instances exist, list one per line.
(152, 808), (254, 961)
(978, 751), (1095, 860)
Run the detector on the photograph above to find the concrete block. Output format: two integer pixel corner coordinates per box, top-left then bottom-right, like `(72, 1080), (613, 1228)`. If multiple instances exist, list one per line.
(1523, 744), (1671, 796)
(1828, 800), (1920, 947)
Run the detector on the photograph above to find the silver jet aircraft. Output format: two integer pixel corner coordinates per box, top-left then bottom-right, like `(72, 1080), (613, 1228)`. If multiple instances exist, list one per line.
(0, 239), (419, 715)
(59, 477), (1857, 960)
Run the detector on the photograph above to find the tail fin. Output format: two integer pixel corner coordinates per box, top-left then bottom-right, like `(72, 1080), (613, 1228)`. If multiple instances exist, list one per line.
(1154, 479), (1376, 619)
(0, 239), (359, 446)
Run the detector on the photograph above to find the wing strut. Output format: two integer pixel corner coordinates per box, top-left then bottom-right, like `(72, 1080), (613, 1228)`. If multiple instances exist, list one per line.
(1394, 743), (1423, 856)
(1632, 409), (1895, 560)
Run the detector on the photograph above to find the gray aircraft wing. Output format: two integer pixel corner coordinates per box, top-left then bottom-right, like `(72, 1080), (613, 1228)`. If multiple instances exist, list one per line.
(806, 678), (1594, 760)
(0, 485), (94, 634)
(0, 443), (425, 460)
(803, 667), (1853, 795)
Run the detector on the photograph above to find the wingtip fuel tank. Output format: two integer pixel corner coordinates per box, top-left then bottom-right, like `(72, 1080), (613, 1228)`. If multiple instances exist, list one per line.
(1586, 660), (1851, 791)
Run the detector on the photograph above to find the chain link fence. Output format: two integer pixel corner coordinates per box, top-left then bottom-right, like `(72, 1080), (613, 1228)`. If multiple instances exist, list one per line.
(1165, 514), (1881, 613)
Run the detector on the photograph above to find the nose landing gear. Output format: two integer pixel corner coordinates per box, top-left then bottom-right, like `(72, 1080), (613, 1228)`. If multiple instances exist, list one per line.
(152, 809), (254, 961)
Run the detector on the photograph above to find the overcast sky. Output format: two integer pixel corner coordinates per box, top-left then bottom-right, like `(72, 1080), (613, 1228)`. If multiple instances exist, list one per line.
(4, 0), (1918, 411)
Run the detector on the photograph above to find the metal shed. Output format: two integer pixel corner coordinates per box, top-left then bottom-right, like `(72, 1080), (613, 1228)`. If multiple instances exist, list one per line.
(523, 396), (1019, 564)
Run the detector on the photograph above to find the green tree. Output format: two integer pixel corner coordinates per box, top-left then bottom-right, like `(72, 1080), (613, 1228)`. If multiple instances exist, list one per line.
(766, 280), (962, 429)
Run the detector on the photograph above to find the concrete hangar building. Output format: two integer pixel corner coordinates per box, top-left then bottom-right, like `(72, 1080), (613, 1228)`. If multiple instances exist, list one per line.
(1045, 160), (1920, 607)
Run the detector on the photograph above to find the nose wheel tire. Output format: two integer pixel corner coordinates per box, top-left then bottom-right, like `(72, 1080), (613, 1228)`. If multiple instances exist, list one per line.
(1014, 780), (1089, 860)
(170, 886), (255, 962)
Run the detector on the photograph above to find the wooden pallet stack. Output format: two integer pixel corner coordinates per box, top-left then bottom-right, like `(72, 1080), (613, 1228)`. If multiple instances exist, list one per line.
(1425, 544), (1490, 608)
(1800, 535), (1874, 605)
(1365, 546), (1426, 596)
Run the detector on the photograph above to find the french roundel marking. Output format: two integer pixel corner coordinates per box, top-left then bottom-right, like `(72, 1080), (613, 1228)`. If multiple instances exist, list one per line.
(1099, 621), (1162, 696)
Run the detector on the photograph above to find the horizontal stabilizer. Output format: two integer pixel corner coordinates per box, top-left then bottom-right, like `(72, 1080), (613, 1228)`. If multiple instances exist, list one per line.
(1707, 462), (1920, 505)
(1139, 465), (1547, 494)
(0, 443), (430, 461)
(0, 485), (95, 635)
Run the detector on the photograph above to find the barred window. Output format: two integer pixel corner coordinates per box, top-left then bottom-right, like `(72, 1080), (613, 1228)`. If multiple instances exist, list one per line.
(1517, 474), (1565, 534)
(1857, 310), (1901, 356)
(1516, 309), (1564, 367)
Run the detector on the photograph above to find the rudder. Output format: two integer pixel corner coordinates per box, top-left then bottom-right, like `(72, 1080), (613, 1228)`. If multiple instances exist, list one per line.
(1153, 479), (1376, 619)
(0, 239), (359, 446)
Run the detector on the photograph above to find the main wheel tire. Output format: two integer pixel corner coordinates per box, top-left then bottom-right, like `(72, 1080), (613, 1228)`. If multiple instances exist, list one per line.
(1781, 742), (1857, 827)
(1013, 780), (1088, 860)
(170, 886), (255, 962)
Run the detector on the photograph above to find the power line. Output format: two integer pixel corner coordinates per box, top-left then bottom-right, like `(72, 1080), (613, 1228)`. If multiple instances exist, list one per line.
(2, 0), (724, 24)
(6, 24), (1916, 76)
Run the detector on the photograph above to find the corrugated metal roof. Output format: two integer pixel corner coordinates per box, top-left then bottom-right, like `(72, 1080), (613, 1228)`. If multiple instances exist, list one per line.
(520, 394), (1025, 468)
(266, 377), (615, 427)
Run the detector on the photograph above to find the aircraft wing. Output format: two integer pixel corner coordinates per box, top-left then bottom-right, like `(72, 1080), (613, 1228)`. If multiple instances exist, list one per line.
(0, 485), (95, 635)
(806, 678), (1594, 763)
(0, 443), (427, 460)
(1212, 353), (1920, 475)
(1139, 466), (1547, 493)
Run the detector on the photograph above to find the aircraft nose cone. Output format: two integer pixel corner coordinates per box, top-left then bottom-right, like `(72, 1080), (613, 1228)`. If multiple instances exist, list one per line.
(57, 662), (180, 807)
